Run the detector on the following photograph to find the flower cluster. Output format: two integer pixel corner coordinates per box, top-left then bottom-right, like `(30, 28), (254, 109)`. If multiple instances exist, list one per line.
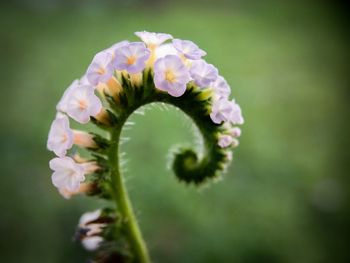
(47, 31), (244, 259)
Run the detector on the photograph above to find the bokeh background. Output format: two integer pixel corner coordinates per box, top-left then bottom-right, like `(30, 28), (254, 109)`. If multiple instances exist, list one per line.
(0, 0), (349, 262)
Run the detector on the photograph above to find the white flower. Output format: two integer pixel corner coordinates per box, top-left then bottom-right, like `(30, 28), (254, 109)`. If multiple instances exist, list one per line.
(47, 114), (74, 157)
(229, 127), (241, 137)
(154, 55), (191, 97)
(210, 98), (244, 125)
(86, 51), (114, 86)
(49, 157), (86, 192)
(65, 84), (102, 124)
(135, 31), (172, 48)
(172, 39), (206, 60)
(82, 236), (104, 251)
(190, 60), (218, 87)
(79, 210), (102, 226)
(114, 42), (150, 74)
(211, 76), (231, 99)
(210, 98), (233, 124)
(218, 134), (234, 148)
(229, 100), (244, 125)
(155, 43), (178, 59)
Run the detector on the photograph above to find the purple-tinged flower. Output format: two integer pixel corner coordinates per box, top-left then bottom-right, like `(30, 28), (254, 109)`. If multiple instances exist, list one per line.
(210, 97), (233, 124)
(114, 42), (150, 73)
(173, 39), (206, 60)
(49, 157), (86, 192)
(86, 51), (114, 86)
(229, 100), (244, 125)
(211, 76), (231, 99)
(135, 31), (172, 48)
(47, 114), (74, 157)
(56, 79), (79, 112)
(155, 43), (178, 59)
(190, 60), (218, 87)
(229, 127), (242, 137)
(218, 134), (234, 148)
(105, 40), (129, 56)
(65, 84), (102, 124)
(154, 55), (191, 97)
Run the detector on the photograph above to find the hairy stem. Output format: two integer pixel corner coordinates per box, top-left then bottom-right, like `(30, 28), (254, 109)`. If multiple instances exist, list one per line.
(109, 126), (151, 263)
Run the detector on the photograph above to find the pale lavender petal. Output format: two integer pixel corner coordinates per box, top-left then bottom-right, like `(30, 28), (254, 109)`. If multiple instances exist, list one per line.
(173, 39), (206, 60)
(190, 60), (218, 87)
(86, 51), (114, 86)
(218, 134), (234, 148)
(135, 31), (173, 46)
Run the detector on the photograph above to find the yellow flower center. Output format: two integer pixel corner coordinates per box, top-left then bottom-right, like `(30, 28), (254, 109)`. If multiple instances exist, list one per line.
(127, 56), (136, 65)
(78, 99), (87, 110)
(165, 70), (176, 83)
(96, 67), (106, 75)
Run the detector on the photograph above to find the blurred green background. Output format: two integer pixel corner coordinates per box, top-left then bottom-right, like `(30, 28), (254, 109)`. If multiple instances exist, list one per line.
(0, 0), (349, 262)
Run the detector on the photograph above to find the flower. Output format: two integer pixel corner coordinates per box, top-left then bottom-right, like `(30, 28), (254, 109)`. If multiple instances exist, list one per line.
(135, 31), (172, 48)
(229, 127), (242, 137)
(211, 76), (231, 99)
(210, 98), (244, 125)
(65, 84), (103, 124)
(82, 236), (104, 251)
(172, 39), (206, 60)
(49, 157), (86, 192)
(58, 183), (93, 199)
(229, 100), (244, 125)
(218, 134), (234, 148)
(105, 40), (129, 56)
(190, 60), (218, 87)
(114, 42), (150, 74)
(114, 42), (150, 73)
(79, 210), (105, 251)
(56, 79), (79, 112)
(210, 97), (233, 124)
(155, 43), (178, 59)
(86, 51), (114, 86)
(154, 55), (191, 97)
(47, 114), (74, 157)
(79, 209), (102, 227)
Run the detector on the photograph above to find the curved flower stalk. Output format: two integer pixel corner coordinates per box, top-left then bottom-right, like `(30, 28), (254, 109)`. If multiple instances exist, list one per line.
(47, 31), (244, 263)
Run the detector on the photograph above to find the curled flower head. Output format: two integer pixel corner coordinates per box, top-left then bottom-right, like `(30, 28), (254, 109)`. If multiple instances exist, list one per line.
(211, 76), (231, 99)
(48, 31), (244, 262)
(86, 51), (114, 86)
(135, 31), (172, 48)
(190, 60), (218, 87)
(47, 114), (74, 157)
(49, 157), (85, 192)
(173, 39), (207, 60)
(114, 42), (150, 74)
(65, 84), (102, 124)
(154, 55), (191, 97)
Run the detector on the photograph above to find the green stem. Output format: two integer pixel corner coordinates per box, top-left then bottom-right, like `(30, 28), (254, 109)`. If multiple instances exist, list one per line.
(109, 127), (151, 263)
